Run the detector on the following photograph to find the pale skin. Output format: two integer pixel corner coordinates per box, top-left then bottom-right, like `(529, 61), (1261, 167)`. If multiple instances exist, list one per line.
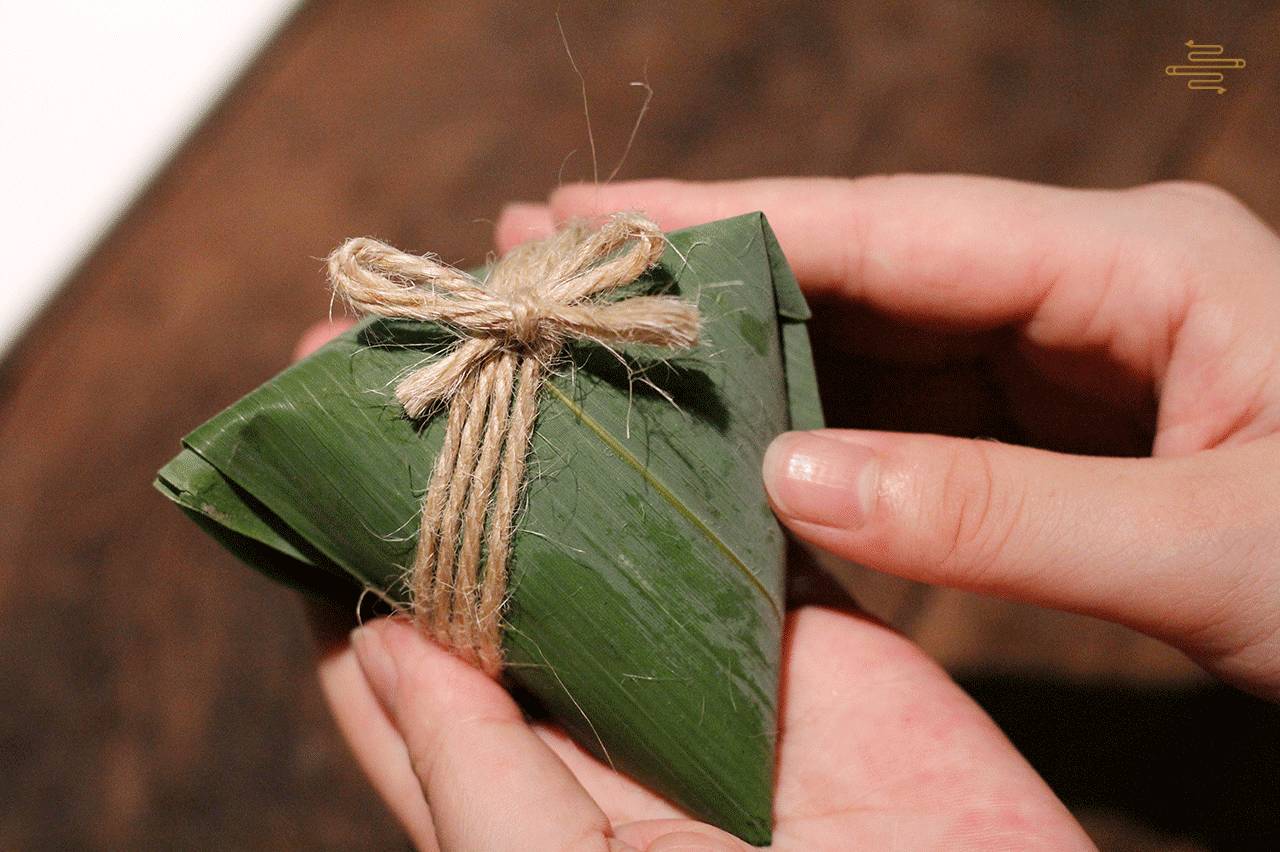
(297, 175), (1280, 850)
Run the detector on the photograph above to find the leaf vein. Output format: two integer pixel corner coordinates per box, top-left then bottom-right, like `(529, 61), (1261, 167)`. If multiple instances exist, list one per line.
(542, 381), (781, 622)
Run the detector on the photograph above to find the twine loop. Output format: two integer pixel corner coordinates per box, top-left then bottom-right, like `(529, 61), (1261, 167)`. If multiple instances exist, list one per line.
(327, 213), (699, 674)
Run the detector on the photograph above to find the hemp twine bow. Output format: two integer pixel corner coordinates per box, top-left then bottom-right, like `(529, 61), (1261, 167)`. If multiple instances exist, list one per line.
(327, 213), (700, 675)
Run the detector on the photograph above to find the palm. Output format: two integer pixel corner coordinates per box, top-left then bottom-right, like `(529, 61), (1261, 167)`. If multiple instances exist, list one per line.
(525, 607), (1093, 850)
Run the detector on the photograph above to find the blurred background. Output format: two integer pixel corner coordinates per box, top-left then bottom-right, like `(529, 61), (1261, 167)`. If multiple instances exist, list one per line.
(1, 2), (1277, 849)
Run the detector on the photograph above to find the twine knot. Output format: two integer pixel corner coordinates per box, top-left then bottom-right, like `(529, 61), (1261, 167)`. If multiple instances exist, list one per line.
(327, 213), (699, 674)
(506, 290), (545, 349)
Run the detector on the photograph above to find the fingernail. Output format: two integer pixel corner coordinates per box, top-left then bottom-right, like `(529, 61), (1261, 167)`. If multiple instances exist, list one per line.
(763, 432), (878, 529)
(351, 625), (399, 709)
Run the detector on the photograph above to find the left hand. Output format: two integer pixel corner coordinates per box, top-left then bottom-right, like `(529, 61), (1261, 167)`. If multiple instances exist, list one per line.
(323, 606), (1091, 851)
(293, 325), (1092, 851)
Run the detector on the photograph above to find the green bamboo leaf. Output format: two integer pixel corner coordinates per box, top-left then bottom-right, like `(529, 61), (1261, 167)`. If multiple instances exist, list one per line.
(155, 212), (821, 844)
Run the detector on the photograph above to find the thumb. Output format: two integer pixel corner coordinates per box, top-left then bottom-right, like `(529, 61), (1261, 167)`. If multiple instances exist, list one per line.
(351, 618), (621, 851)
(762, 429), (1275, 682)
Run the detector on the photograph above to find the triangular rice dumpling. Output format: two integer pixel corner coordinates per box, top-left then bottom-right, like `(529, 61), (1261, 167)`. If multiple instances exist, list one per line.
(156, 212), (822, 844)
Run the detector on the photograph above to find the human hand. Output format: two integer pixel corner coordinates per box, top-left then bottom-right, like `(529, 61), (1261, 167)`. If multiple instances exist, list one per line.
(499, 176), (1280, 699)
(322, 605), (1091, 850)
(292, 276), (1095, 849)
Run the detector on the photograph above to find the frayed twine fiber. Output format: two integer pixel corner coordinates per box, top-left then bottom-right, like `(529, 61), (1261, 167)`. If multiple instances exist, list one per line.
(327, 214), (699, 675)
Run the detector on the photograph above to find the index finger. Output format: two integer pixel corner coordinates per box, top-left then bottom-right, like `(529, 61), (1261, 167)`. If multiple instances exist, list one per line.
(543, 176), (1147, 326)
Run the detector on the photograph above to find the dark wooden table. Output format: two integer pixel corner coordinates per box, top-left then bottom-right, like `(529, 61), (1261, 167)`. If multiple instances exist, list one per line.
(3, 2), (1277, 849)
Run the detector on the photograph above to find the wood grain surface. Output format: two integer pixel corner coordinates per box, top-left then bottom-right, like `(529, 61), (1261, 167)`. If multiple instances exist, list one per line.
(2, 2), (1278, 849)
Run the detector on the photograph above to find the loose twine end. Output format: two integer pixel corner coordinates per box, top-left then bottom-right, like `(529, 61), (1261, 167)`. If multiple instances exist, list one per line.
(326, 214), (699, 675)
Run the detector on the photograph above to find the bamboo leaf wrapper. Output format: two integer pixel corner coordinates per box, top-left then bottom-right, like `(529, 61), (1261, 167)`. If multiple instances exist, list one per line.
(155, 212), (823, 844)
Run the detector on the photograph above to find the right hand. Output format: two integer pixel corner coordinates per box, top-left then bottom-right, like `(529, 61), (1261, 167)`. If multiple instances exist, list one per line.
(499, 175), (1280, 699)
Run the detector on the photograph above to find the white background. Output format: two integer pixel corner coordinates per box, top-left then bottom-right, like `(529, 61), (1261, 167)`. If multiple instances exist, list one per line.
(0, 0), (298, 357)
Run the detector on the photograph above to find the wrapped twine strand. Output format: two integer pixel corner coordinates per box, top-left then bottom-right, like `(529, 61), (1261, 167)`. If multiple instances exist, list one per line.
(327, 213), (700, 675)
